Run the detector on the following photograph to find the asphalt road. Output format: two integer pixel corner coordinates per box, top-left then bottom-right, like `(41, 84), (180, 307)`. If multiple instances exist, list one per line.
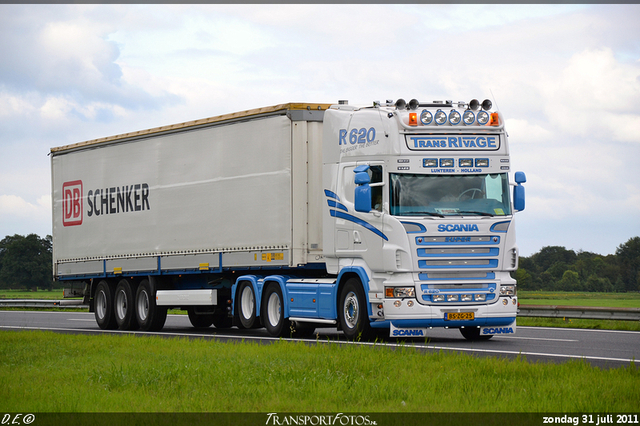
(1, 310), (638, 369)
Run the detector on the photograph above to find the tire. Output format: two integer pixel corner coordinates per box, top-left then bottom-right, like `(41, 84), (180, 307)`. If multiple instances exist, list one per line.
(114, 279), (139, 331)
(339, 278), (374, 341)
(237, 281), (257, 329)
(135, 279), (167, 332)
(94, 280), (117, 330)
(262, 284), (290, 337)
(460, 326), (493, 341)
(187, 307), (214, 329)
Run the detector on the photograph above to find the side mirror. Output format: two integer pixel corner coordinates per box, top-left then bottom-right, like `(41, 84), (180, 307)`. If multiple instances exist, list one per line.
(513, 171), (526, 212)
(354, 165), (372, 213)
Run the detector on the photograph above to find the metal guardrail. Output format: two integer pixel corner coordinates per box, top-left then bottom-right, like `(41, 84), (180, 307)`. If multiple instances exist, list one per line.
(0, 299), (89, 309)
(1, 300), (639, 321)
(518, 305), (640, 321)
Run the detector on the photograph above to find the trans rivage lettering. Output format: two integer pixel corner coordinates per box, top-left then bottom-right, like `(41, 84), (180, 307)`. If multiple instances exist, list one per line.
(408, 136), (498, 150)
(87, 184), (150, 217)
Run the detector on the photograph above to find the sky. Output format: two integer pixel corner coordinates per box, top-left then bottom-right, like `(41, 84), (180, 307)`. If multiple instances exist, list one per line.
(1, 4), (639, 257)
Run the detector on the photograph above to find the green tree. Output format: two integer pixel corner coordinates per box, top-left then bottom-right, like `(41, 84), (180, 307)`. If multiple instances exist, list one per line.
(0, 234), (53, 291)
(616, 236), (640, 292)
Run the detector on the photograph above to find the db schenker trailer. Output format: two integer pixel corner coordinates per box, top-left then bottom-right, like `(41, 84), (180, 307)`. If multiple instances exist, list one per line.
(51, 98), (526, 340)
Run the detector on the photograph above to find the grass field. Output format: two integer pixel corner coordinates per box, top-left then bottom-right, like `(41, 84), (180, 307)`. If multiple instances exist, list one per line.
(0, 330), (638, 413)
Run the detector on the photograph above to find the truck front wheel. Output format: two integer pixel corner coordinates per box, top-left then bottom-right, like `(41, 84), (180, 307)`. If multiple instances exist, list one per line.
(339, 278), (374, 341)
(95, 280), (117, 330)
(135, 279), (167, 332)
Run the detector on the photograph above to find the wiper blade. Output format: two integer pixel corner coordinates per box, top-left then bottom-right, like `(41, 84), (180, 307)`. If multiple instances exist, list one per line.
(404, 211), (445, 218)
(457, 211), (494, 217)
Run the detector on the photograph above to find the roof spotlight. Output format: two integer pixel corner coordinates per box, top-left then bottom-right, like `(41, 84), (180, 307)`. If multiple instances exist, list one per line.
(469, 99), (480, 111)
(395, 99), (407, 110)
(482, 99), (492, 111)
(409, 99), (419, 110)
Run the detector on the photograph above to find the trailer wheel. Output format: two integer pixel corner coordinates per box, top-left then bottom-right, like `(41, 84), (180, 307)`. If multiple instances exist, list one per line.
(187, 308), (214, 328)
(135, 279), (167, 331)
(339, 278), (374, 341)
(237, 281), (257, 329)
(460, 326), (493, 341)
(262, 284), (291, 337)
(115, 279), (139, 331)
(95, 280), (117, 330)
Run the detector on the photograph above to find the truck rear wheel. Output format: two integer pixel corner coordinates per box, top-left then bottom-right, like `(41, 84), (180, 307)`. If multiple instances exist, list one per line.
(135, 279), (167, 331)
(95, 280), (117, 330)
(262, 284), (291, 337)
(237, 281), (257, 329)
(115, 279), (139, 331)
(339, 278), (374, 341)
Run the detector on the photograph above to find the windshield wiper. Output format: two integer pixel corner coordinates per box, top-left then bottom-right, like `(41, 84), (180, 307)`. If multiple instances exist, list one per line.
(403, 211), (445, 218)
(457, 211), (494, 217)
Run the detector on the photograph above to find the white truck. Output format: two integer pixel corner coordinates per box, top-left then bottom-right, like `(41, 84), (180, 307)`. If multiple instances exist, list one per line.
(51, 98), (526, 340)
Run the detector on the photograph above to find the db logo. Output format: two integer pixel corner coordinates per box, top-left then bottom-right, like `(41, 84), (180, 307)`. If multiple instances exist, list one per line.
(62, 180), (83, 226)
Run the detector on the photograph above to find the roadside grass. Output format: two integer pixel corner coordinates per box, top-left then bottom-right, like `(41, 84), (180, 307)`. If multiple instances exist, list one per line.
(0, 289), (66, 299)
(519, 291), (640, 308)
(0, 330), (638, 413)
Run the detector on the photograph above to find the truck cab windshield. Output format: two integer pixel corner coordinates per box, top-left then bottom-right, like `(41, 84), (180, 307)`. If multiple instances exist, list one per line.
(389, 173), (512, 217)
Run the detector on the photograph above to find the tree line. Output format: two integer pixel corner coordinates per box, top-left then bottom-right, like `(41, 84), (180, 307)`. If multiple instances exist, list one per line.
(516, 236), (640, 292)
(1, 233), (639, 293)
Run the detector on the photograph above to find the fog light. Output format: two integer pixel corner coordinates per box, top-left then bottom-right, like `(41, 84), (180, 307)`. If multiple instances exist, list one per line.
(502, 299), (508, 306)
(407, 300), (414, 307)
(394, 300), (402, 307)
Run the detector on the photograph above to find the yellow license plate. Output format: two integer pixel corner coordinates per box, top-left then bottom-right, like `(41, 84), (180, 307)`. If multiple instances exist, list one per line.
(445, 312), (474, 321)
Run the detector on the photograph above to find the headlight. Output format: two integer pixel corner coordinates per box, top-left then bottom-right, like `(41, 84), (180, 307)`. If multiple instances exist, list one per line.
(477, 111), (490, 125)
(446, 294), (459, 302)
(463, 110), (475, 125)
(459, 159), (473, 167)
(475, 294), (486, 301)
(434, 109), (447, 125)
(461, 294), (473, 302)
(449, 110), (461, 125)
(500, 285), (516, 296)
(433, 294), (445, 302)
(420, 110), (433, 125)
(385, 287), (416, 298)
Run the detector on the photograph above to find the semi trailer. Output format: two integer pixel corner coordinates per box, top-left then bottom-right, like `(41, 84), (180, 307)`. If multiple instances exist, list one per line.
(51, 98), (525, 340)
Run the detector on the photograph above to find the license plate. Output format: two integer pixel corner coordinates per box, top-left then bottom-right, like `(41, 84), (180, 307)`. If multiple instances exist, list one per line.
(445, 312), (474, 321)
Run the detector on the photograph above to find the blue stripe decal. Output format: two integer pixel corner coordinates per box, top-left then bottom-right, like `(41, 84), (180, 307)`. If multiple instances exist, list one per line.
(419, 272), (496, 281)
(330, 210), (388, 241)
(327, 199), (348, 212)
(324, 189), (340, 200)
